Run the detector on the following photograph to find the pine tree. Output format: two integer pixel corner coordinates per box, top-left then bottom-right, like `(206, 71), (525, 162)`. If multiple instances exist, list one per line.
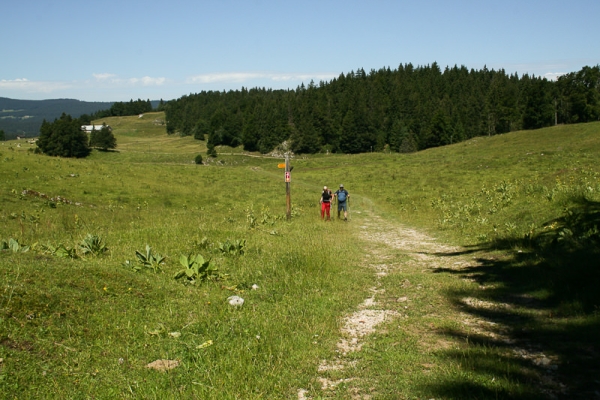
(37, 113), (90, 158)
(89, 124), (117, 151)
(192, 119), (209, 140)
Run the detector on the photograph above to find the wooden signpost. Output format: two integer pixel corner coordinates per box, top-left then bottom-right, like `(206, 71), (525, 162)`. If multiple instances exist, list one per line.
(284, 153), (291, 220)
(278, 154), (292, 220)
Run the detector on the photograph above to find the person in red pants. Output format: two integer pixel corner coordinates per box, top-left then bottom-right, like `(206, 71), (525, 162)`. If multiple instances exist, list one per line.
(320, 186), (333, 221)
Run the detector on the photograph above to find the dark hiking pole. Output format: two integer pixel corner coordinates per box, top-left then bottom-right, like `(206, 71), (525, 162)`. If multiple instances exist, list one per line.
(347, 197), (351, 221)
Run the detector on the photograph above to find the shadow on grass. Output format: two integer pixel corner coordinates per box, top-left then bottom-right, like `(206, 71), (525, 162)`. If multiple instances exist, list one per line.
(429, 197), (600, 399)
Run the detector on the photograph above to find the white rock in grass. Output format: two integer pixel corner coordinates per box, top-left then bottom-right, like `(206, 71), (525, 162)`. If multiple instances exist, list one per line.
(251, 284), (259, 290)
(227, 295), (244, 307)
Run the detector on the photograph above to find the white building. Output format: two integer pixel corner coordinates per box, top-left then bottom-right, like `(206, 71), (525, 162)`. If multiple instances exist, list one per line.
(81, 125), (112, 133)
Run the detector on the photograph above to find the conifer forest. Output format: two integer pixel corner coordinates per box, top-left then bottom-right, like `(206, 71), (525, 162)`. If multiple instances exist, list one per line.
(165, 63), (600, 154)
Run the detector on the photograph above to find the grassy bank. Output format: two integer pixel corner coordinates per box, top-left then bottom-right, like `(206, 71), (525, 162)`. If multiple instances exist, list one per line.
(1, 116), (599, 398)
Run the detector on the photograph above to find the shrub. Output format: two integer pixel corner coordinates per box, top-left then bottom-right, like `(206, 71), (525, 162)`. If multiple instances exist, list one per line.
(195, 154), (203, 164)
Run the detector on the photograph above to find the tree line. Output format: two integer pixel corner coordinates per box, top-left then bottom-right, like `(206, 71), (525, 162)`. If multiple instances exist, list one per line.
(80, 99), (159, 123)
(164, 63), (600, 154)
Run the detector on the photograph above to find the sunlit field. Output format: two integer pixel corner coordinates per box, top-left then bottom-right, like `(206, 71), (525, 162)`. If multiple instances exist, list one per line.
(1, 116), (599, 398)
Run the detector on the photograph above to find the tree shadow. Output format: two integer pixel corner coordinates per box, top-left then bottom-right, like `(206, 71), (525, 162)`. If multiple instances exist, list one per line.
(427, 197), (600, 399)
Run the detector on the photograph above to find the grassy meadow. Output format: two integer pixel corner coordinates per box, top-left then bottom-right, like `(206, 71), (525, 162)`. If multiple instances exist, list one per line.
(1, 113), (599, 398)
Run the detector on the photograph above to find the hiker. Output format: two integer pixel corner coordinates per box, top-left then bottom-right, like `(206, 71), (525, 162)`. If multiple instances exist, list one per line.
(320, 186), (333, 221)
(334, 184), (350, 221)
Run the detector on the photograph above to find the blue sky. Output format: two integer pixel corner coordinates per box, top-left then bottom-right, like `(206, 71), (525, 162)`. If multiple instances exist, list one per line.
(2, 0), (599, 102)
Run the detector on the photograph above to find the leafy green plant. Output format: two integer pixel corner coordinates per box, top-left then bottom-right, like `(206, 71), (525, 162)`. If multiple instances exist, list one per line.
(218, 239), (246, 256)
(78, 234), (108, 256)
(1, 238), (30, 253)
(42, 243), (77, 259)
(134, 244), (166, 273)
(246, 206), (258, 229)
(174, 254), (222, 283)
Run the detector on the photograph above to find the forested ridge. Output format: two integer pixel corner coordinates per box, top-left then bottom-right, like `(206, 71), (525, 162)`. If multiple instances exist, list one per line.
(0, 98), (113, 138)
(165, 63), (600, 154)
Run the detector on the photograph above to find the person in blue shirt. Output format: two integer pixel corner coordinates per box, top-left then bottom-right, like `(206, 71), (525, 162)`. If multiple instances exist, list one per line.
(334, 184), (350, 221)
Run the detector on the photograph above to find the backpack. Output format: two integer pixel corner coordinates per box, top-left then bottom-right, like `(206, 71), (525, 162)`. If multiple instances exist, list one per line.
(337, 190), (347, 202)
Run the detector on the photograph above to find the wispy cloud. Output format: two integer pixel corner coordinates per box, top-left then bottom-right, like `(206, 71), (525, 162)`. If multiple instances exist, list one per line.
(94, 73), (166, 86)
(92, 73), (117, 81)
(0, 74), (169, 101)
(0, 78), (72, 93)
(129, 76), (167, 86)
(186, 72), (337, 85)
(543, 72), (566, 81)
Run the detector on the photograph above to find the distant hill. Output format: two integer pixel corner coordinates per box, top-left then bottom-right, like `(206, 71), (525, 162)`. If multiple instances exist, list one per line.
(0, 98), (164, 139)
(0, 97), (114, 139)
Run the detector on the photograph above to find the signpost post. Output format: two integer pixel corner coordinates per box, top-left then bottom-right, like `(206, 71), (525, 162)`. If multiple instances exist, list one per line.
(285, 153), (291, 220)
(277, 156), (291, 220)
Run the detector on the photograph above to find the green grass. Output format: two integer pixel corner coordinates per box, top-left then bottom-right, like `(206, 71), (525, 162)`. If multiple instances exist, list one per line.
(1, 118), (599, 398)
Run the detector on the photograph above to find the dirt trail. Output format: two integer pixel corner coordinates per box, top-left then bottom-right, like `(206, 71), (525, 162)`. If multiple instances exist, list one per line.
(298, 210), (566, 399)
(298, 211), (465, 399)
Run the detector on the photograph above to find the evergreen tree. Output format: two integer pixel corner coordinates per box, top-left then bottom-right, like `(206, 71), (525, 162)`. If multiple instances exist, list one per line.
(192, 119), (209, 140)
(557, 65), (600, 123)
(388, 118), (409, 152)
(241, 112), (260, 152)
(89, 124), (117, 151)
(290, 120), (321, 153)
(37, 113), (91, 158)
(206, 142), (217, 158)
(523, 79), (554, 129)
(427, 109), (451, 147)
(399, 131), (418, 153)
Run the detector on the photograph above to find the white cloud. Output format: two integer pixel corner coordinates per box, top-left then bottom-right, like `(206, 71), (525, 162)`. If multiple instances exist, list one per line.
(271, 73), (337, 82)
(129, 76), (166, 86)
(186, 72), (337, 85)
(93, 73), (166, 86)
(187, 72), (264, 84)
(543, 72), (566, 81)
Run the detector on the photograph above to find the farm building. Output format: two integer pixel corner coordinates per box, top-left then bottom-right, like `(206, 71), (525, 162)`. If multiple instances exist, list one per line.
(81, 125), (112, 133)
